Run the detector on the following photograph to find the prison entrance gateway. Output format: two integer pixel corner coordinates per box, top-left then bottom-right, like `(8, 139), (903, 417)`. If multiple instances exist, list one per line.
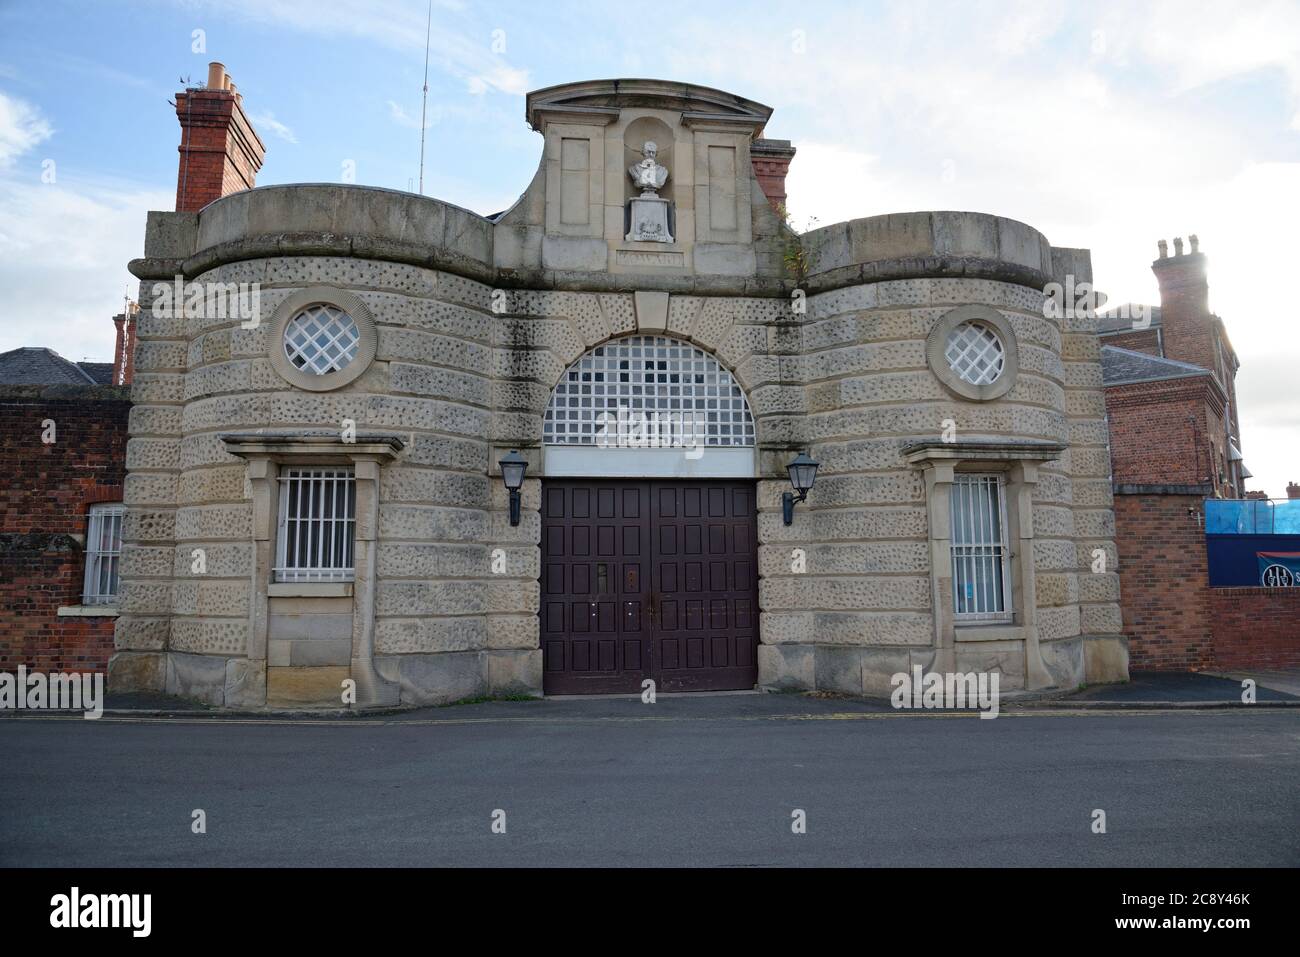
(538, 334), (759, 694)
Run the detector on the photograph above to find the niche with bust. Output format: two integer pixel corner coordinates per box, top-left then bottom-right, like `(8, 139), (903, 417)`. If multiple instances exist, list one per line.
(623, 117), (675, 243)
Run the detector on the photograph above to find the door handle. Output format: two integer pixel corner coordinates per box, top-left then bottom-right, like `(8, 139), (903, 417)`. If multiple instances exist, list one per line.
(646, 592), (658, 625)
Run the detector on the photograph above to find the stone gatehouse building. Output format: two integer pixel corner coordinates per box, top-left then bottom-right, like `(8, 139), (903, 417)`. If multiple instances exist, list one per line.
(110, 69), (1128, 708)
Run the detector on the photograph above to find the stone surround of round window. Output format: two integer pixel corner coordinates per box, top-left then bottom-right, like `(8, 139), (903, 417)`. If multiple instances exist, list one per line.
(267, 286), (377, 392)
(926, 304), (1019, 401)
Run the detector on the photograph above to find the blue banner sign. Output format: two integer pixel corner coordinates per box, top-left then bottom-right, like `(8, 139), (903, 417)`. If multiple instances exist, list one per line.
(1257, 552), (1300, 587)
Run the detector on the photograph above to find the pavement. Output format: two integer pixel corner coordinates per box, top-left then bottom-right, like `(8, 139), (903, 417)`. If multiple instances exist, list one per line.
(45, 668), (1297, 720)
(1207, 668), (1300, 699)
(1, 689), (1296, 867)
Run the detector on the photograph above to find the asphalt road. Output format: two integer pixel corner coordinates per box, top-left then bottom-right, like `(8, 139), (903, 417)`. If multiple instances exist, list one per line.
(1, 696), (1296, 867)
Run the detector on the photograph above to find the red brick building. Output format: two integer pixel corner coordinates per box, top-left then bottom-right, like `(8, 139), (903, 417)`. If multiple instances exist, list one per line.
(1100, 238), (1299, 670)
(0, 342), (132, 674)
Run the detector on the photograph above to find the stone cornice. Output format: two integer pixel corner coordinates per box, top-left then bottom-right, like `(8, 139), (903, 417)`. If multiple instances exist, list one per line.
(902, 439), (1066, 466)
(220, 432), (405, 464)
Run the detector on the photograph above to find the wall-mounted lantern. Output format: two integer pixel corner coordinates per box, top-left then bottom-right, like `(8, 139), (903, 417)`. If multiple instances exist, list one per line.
(499, 449), (528, 526)
(782, 450), (819, 526)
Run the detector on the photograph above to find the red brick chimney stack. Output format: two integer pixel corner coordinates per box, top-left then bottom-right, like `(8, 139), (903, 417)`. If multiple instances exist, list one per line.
(1287, 481), (1300, 500)
(1151, 235), (1217, 384)
(751, 139), (796, 212)
(174, 61), (266, 213)
(112, 304), (138, 386)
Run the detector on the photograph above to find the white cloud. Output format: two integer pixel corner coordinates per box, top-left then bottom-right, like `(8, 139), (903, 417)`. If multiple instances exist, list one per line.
(248, 110), (297, 144)
(388, 99), (425, 129)
(650, 3), (1299, 497)
(0, 90), (53, 168)
(188, 0), (530, 97)
(0, 177), (171, 361)
(466, 65), (529, 97)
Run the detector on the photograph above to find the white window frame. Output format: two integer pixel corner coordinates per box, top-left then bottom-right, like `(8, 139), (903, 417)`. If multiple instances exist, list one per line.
(949, 473), (1012, 623)
(82, 503), (125, 605)
(275, 466), (357, 583)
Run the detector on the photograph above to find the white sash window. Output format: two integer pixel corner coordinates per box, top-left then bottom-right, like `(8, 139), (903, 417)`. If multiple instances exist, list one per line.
(275, 467), (356, 582)
(949, 473), (1011, 621)
(82, 503), (125, 605)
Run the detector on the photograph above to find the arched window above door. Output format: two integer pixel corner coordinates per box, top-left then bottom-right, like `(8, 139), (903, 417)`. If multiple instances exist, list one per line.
(544, 335), (755, 447)
(542, 335), (756, 478)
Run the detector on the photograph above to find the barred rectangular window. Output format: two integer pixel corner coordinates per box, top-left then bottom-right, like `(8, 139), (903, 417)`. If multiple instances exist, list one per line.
(82, 503), (124, 605)
(275, 467), (356, 582)
(950, 474), (1011, 621)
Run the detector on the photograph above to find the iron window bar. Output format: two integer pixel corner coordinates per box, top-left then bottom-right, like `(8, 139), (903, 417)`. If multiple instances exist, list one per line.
(949, 473), (1012, 622)
(275, 467), (357, 582)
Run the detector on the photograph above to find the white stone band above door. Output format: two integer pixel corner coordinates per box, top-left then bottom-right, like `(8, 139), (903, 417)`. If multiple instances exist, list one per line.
(543, 445), (756, 478)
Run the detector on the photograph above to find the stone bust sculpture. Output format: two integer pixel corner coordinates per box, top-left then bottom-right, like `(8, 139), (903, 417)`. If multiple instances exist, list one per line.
(628, 141), (669, 195)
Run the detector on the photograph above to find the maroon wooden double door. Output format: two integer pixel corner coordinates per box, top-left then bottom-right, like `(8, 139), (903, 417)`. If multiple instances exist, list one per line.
(541, 480), (759, 694)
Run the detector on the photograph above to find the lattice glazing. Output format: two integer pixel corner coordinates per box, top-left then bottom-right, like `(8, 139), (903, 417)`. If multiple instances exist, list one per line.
(944, 321), (1005, 386)
(284, 304), (361, 375)
(543, 335), (756, 446)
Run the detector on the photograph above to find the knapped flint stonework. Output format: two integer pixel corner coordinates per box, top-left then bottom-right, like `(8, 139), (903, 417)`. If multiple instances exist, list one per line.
(111, 79), (1126, 708)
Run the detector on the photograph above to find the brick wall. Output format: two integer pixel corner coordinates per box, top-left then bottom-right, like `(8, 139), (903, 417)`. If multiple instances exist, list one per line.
(1112, 492), (1215, 669)
(1105, 376), (1224, 489)
(1100, 328), (1161, 354)
(0, 386), (131, 673)
(1209, 588), (1300, 669)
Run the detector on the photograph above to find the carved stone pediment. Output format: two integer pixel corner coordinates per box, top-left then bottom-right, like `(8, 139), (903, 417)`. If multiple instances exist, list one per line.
(527, 79), (772, 134)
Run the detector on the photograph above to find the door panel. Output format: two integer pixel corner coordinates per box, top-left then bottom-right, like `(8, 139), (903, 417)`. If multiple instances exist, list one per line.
(650, 481), (758, 692)
(541, 479), (758, 694)
(541, 481), (651, 693)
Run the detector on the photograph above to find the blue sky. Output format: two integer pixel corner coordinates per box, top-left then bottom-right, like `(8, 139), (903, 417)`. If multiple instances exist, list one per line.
(1, 0), (1298, 495)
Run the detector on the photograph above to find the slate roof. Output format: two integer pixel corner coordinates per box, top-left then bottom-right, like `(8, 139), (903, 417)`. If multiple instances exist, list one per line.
(0, 347), (111, 385)
(78, 362), (116, 385)
(1097, 304), (1161, 334)
(1100, 345), (1210, 386)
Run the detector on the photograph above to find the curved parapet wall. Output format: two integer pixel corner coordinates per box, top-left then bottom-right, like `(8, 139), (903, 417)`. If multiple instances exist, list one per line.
(802, 211), (1054, 292)
(133, 190), (1055, 301)
(130, 184), (496, 285)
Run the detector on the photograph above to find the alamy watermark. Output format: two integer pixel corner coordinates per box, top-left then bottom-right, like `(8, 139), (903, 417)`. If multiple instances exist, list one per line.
(890, 666), (1000, 719)
(49, 887), (150, 937)
(0, 666), (104, 719)
(151, 275), (261, 327)
(595, 407), (706, 459)
(1043, 274), (1151, 329)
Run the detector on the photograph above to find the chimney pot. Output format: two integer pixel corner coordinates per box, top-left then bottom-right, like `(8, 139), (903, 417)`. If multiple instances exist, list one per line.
(1173, 236), (1184, 256)
(207, 61), (226, 90)
(1189, 233), (1199, 254)
(1157, 239), (1168, 259)
(112, 310), (138, 386)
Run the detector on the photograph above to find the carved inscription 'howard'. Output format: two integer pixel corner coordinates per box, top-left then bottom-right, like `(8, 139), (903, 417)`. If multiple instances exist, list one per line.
(616, 249), (685, 268)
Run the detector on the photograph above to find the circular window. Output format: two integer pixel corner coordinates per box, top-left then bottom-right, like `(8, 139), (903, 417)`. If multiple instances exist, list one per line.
(945, 320), (1004, 385)
(284, 304), (361, 375)
(926, 304), (1019, 401)
(267, 286), (377, 392)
